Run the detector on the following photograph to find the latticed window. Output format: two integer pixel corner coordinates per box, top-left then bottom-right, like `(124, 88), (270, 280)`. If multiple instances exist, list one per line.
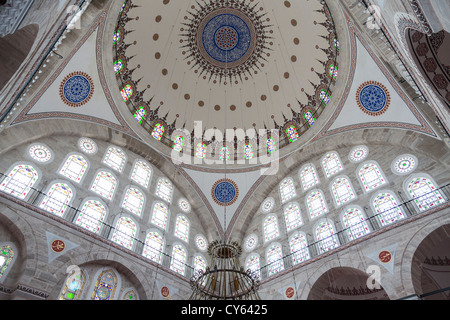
(289, 233), (310, 265)
(284, 203), (303, 232)
(111, 217), (137, 250)
(299, 164), (319, 191)
(39, 182), (73, 217)
(151, 202), (169, 230)
(0, 164), (38, 199)
(279, 177), (296, 203)
(143, 231), (164, 264)
(75, 199), (107, 234)
(170, 244), (187, 275)
(121, 187), (145, 217)
(174, 215), (189, 242)
(267, 244), (284, 276)
(91, 171), (117, 201)
(331, 177), (356, 207)
(91, 270), (118, 300)
(407, 177), (445, 211)
(372, 192), (405, 226)
(59, 154), (88, 183)
(306, 190), (328, 219)
(342, 207), (370, 240)
(263, 215), (279, 242)
(103, 146), (127, 172)
(322, 152), (343, 178)
(130, 160), (152, 189)
(155, 178), (173, 203)
(59, 269), (86, 300)
(359, 162), (386, 192)
(315, 220), (339, 254)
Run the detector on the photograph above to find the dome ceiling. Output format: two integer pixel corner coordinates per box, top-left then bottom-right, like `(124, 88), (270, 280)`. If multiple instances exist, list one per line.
(114, 0), (340, 153)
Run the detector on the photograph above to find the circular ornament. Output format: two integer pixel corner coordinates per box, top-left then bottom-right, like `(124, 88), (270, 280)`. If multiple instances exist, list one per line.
(285, 287), (295, 299)
(161, 286), (170, 298)
(348, 145), (369, 163)
(392, 154), (418, 175)
(78, 137), (98, 154)
(211, 178), (239, 206)
(178, 198), (191, 213)
(356, 81), (391, 116)
(195, 234), (208, 251)
(244, 234), (258, 251)
(261, 197), (275, 213)
(51, 239), (66, 253)
(29, 144), (53, 163)
(59, 71), (94, 107)
(378, 250), (392, 264)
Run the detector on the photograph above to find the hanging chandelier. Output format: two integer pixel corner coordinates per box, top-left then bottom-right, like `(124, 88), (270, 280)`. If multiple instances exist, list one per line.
(189, 240), (261, 300)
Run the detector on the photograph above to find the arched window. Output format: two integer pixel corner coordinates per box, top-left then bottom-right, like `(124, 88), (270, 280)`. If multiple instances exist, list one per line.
(59, 269), (86, 300)
(322, 152), (343, 178)
(289, 232), (310, 265)
(245, 254), (261, 280)
(331, 176), (356, 207)
(155, 178), (173, 203)
(304, 110), (316, 127)
(130, 160), (152, 189)
(121, 84), (133, 102)
(170, 244), (187, 275)
(59, 154), (88, 184)
(406, 176), (445, 211)
(90, 171), (117, 201)
(174, 215), (190, 242)
(266, 138), (277, 154)
(315, 220), (339, 254)
(358, 162), (387, 192)
(103, 146), (127, 173)
(243, 143), (254, 160)
(319, 89), (331, 105)
(0, 244), (15, 281)
(193, 255), (207, 273)
(286, 125), (299, 143)
(263, 215), (279, 242)
(266, 243), (284, 276)
(0, 163), (39, 200)
(173, 135), (184, 152)
(151, 202), (169, 230)
(134, 106), (147, 124)
(299, 164), (319, 191)
(91, 270), (118, 300)
(39, 182), (74, 217)
(111, 216), (137, 250)
(75, 199), (107, 234)
(372, 192), (405, 226)
(143, 230), (164, 264)
(279, 177), (296, 203)
(306, 190), (328, 219)
(121, 187), (145, 217)
(196, 143), (207, 159)
(122, 289), (138, 300)
(342, 207), (370, 241)
(284, 202), (303, 232)
(152, 123), (165, 141)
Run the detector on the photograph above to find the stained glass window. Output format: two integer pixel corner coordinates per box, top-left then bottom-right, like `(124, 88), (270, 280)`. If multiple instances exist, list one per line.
(0, 245), (14, 280)
(372, 192), (405, 226)
(114, 59), (123, 74)
(173, 136), (184, 152)
(103, 147), (127, 173)
(245, 255), (261, 280)
(91, 270), (118, 300)
(359, 162), (386, 192)
(284, 203), (303, 232)
(28, 144), (52, 163)
(39, 182), (73, 217)
(315, 220), (339, 254)
(299, 164), (319, 191)
(304, 110), (316, 127)
(266, 138), (277, 154)
(113, 30), (120, 44)
(121, 84), (133, 102)
(78, 137), (97, 154)
(289, 233), (310, 265)
(334, 38), (340, 51)
(322, 152), (343, 178)
(263, 215), (279, 242)
(155, 178), (173, 203)
(331, 176), (356, 207)
(174, 215), (189, 242)
(170, 244), (187, 275)
(194, 255), (207, 273)
(152, 123), (165, 141)
(59, 269), (86, 300)
(243, 143), (254, 160)
(196, 143), (207, 159)
(131, 160), (152, 189)
(59, 154), (88, 184)
(306, 190), (328, 219)
(178, 198), (191, 213)
(320, 89), (331, 105)
(267, 244), (284, 276)
(90, 171), (117, 201)
(286, 125), (299, 143)
(261, 197), (274, 213)
(342, 207), (370, 241)
(0, 164), (38, 200)
(244, 234), (258, 252)
(122, 187), (145, 216)
(219, 146), (231, 161)
(279, 177), (296, 203)
(123, 290), (137, 300)
(111, 217), (137, 250)
(151, 202), (169, 230)
(407, 177), (445, 211)
(75, 199), (107, 234)
(143, 231), (164, 264)
(349, 145), (368, 163)
(329, 64), (338, 79)
(392, 154), (418, 175)
(134, 106), (147, 124)
(195, 234), (208, 251)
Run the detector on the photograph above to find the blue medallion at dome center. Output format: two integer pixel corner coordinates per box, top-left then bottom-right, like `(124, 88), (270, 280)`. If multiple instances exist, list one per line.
(359, 84), (388, 113)
(213, 181), (237, 205)
(202, 14), (251, 64)
(63, 75), (92, 104)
